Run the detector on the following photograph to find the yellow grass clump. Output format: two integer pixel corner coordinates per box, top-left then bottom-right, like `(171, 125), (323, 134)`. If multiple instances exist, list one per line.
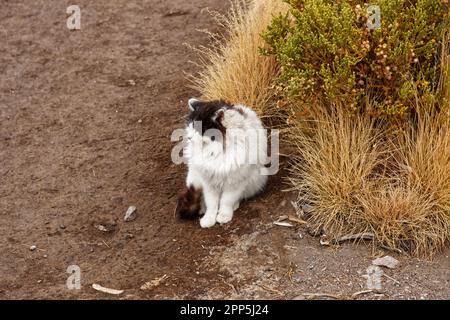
(288, 105), (450, 257)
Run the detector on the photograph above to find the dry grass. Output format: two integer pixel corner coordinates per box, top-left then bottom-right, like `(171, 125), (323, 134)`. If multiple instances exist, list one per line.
(289, 107), (450, 257)
(189, 0), (289, 117)
(192, 1), (450, 257)
(392, 111), (450, 256)
(288, 110), (387, 241)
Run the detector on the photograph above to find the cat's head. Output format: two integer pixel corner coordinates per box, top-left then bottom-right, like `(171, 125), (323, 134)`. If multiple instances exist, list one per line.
(186, 98), (232, 144)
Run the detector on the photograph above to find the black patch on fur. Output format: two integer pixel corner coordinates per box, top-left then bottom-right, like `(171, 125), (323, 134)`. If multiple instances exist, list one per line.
(175, 185), (203, 220)
(235, 107), (246, 116)
(187, 100), (232, 136)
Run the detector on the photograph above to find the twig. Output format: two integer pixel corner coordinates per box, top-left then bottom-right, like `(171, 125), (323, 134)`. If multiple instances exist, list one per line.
(288, 215), (308, 225)
(301, 289), (374, 300)
(351, 290), (373, 299)
(102, 240), (110, 248)
(258, 284), (284, 296)
(380, 244), (403, 254)
(302, 292), (343, 300)
(321, 233), (375, 246)
(335, 232), (375, 243)
(92, 283), (123, 295)
(382, 273), (401, 285)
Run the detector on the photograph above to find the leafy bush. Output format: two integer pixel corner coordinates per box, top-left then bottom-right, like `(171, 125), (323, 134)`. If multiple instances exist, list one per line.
(262, 0), (449, 120)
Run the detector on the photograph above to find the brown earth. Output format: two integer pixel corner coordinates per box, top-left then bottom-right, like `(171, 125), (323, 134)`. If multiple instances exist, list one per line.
(0, 0), (448, 300)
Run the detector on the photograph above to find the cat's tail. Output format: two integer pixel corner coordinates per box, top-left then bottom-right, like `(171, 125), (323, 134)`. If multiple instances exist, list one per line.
(175, 185), (203, 220)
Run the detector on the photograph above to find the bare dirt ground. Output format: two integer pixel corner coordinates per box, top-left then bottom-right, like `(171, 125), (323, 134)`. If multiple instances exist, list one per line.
(0, 0), (448, 300)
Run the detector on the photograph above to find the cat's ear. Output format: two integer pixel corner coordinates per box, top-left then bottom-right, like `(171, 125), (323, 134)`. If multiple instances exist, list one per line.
(213, 109), (225, 123)
(188, 98), (201, 111)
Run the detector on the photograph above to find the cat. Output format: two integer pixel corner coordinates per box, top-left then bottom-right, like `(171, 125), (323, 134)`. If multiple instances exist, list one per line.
(175, 98), (268, 228)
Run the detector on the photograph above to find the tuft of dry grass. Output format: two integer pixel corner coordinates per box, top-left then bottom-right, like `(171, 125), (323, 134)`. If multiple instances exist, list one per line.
(393, 111), (450, 256)
(288, 110), (388, 239)
(289, 107), (450, 257)
(188, 0), (289, 117)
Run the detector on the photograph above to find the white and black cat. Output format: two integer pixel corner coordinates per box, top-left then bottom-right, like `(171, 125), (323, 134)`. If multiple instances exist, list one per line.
(176, 98), (268, 228)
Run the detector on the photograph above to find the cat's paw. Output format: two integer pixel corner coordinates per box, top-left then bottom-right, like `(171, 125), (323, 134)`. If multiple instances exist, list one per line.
(216, 210), (233, 224)
(200, 215), (216, 228)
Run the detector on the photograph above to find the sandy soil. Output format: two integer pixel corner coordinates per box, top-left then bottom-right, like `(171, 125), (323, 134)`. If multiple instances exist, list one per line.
(0, 0), (448, 300)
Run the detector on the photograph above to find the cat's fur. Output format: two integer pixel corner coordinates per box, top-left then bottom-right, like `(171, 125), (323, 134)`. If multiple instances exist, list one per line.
(176, 98), (268, 228)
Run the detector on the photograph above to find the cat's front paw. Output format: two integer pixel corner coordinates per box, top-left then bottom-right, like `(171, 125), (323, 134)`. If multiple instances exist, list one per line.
(200, 215), (216, 228)
(216, 209), (233, 224)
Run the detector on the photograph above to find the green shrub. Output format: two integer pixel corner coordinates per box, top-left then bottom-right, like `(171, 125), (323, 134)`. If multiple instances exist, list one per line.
(262, 0), (449, 120)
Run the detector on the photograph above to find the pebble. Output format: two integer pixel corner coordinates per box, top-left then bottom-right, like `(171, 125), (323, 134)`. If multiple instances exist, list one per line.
(30, 245), (37, 251)
(124, 206), (137, 222)
(96, 224), (109, 232)
(372, 255), (400, 269)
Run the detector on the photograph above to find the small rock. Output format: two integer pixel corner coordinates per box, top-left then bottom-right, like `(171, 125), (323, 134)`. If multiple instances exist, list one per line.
(96, 224), (109, 232)
(124, 233), (134, 240)
(59, 224), (66, 229)
(126, 79), (136, 86)
(30, 245), (37, 251)
(37, 280), (42, 284)
(124, 206), (137, 222)
(372, 255), (399, 269)
(43, 255), (48, 258)
(138, 119), (142, 123)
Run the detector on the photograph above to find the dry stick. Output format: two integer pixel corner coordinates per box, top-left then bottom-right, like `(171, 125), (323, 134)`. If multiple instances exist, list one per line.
(380, 244), (403, 254)
(287, 215), (308, 225)
(320, 232), (375, 246)
(303, 289), (373, 300)
(258, 284), (284, 296)
(351, 290), (373, 299)
(382, 273), (401, 285)
(303, 292), (343, 300)
(334, 232), (375, 243)
(102, 240), (110, 248)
